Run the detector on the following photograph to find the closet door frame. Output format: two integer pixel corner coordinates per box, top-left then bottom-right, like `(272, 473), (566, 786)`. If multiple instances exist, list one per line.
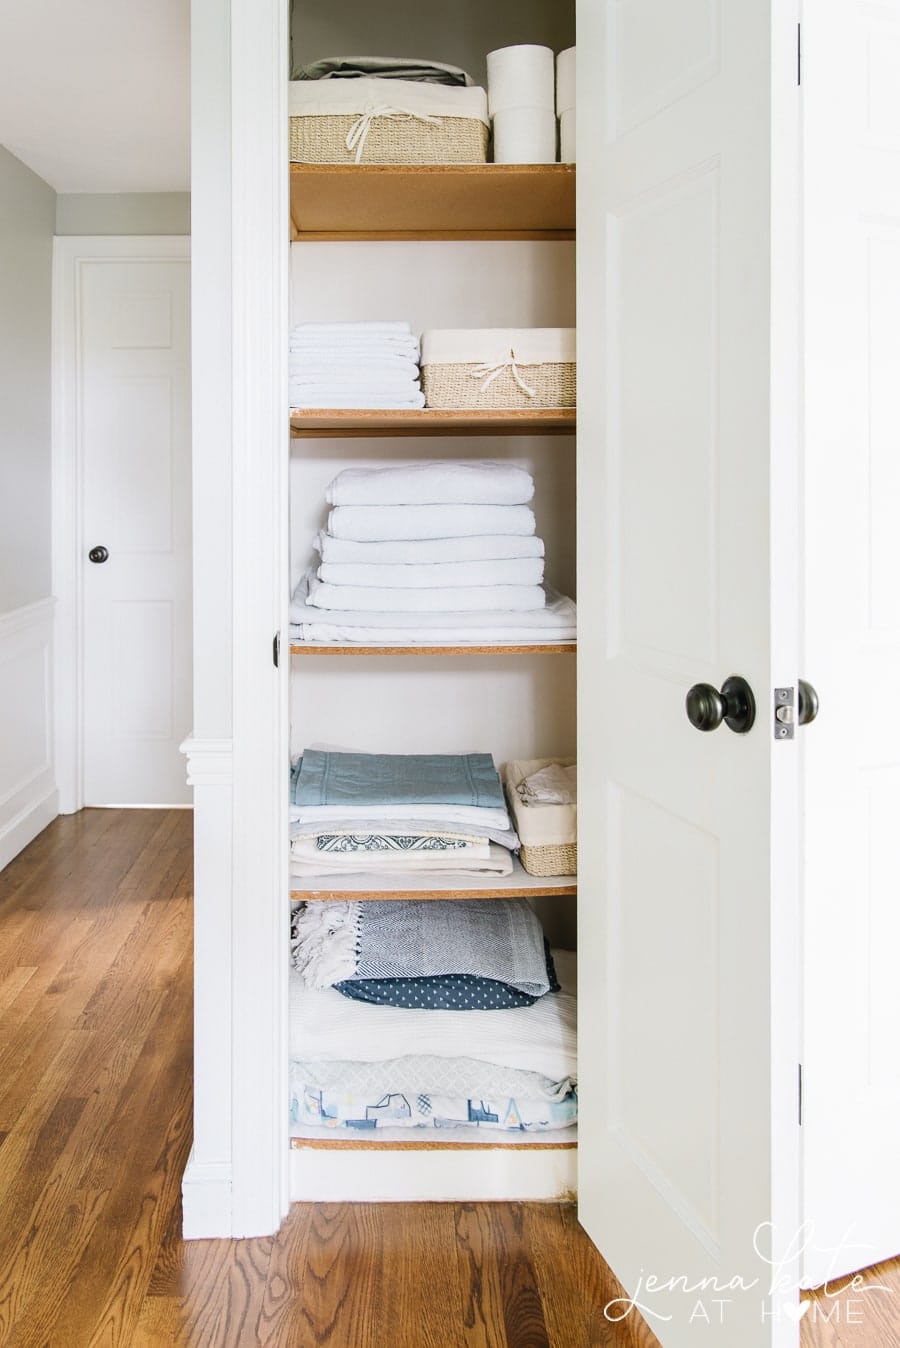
(182, 0), (290, 1239)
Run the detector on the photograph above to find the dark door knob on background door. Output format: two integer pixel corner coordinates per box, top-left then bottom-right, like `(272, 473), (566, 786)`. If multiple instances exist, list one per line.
(88, 545), (109, 564)
(685, 675), (756, 734)
(798, 679), (819, 725)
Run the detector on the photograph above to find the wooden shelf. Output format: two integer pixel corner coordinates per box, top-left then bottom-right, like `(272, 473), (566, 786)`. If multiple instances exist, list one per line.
(291, 1125), (577, 1151)
(290, 641), (575, 656)
(290, 163), (575, 241)
(290, 858), (576, 902)
(290, 407), (576, 437)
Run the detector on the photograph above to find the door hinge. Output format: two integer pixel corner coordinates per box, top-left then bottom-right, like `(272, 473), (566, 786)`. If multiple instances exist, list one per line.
(798, 1063), (803, 1126)
(273, 631), (280, 668)
(797, 23), (802, 85)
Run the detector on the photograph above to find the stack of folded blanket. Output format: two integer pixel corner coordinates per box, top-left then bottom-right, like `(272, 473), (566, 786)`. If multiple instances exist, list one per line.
(289, 321), (424, 410)
(289, 897), (577, 1135)
(290, 748), (520, 879)
(290, 460), (577, 645)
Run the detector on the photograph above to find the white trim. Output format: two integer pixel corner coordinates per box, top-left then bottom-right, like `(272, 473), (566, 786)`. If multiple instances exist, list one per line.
(0, 599), (58, 869)
(228, 0), (290, 1238)
(290, 1145), (577, 1204)
(51, 235), (191, 815)
(180, 735), (234, 786)
(181, 1149), (233, 1239)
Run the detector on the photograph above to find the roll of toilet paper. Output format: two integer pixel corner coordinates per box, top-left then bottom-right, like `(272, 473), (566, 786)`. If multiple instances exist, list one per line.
(559, 109), (576, 163)
(492, 106), (558, 164)
(556, 47), (576, 115)
(487, 45), (555, 116)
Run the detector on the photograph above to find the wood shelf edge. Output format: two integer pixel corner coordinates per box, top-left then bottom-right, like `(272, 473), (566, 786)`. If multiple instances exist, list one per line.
(289, 643), (576, 657)
(290, 1135), (577, 1151)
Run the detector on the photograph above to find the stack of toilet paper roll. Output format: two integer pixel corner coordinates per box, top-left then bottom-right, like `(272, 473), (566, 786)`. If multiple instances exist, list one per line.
(557, 47), (575, 163)
(487, 45), (557, 164)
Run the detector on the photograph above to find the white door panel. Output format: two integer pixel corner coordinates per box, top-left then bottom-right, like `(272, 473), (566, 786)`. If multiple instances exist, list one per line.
(577, 1), (800, 1342)
(802, 0), (900, 1287)
(81, 259), (191, 805)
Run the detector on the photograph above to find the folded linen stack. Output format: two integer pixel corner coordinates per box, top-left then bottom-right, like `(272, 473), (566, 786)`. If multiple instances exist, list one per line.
(289, 320), (424, 410)
(290, 460), (577, 645)
(289, 748), (519, 880)
(289, 901), (577, 1135)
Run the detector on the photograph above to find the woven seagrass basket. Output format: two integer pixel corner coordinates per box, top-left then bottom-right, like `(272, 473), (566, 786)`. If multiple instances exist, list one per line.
(421, 360), (576, 410)
(289, 113), (488, 165)
(503, 758), (577, 878)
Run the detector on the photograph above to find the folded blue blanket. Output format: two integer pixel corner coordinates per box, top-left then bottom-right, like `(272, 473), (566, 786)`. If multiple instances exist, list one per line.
(292, 750), (505, 810)
(335, 943), (560, 1011)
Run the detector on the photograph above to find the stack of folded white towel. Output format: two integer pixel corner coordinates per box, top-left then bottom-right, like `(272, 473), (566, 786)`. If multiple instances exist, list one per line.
(290, 460), (577, 645)
(289, 321), (425, 410)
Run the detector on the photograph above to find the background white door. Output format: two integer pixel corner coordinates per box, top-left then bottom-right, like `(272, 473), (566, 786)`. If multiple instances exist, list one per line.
(80, 255), (192, 805)
(576, 2), (801, 1342)
(802, 0), (900, 1288)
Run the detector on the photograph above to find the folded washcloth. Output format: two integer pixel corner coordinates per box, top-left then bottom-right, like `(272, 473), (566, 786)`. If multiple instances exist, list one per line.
(313, 531), (545, 565)
(317, 557), (545, 589)
(291, 897), (549, 995)
(325, 462), (534, 507)
(327, 503), (536, 541)
(291, 391), (427, 410)
(292, 749), (506, 810)
(306, 574), (546, 613)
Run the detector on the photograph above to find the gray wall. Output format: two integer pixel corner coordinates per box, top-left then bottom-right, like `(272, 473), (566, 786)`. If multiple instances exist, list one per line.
(56, 192), (191, 236)
(0, 147), (56, 612)
(290, 0), (575, 87)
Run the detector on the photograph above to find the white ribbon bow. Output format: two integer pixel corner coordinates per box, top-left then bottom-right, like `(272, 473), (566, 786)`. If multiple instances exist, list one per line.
(470, 348), (538, 398)
(345, 105), (444, 164)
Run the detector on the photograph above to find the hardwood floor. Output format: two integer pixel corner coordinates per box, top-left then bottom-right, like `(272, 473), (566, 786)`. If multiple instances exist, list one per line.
(0, 809), (897, 1347)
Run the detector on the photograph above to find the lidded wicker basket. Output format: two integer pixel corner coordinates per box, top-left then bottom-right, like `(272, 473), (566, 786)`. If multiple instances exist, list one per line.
(503, 758), (577, 878)
(420, 329), (576, 410)
(289, 78), (489, 165)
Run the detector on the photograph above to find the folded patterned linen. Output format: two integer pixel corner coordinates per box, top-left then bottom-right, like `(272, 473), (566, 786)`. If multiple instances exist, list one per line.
(335, 943), (560, 1010)
(306, 575), (546, 613)
(289, 817), (521, 851)
(291, 391), (427, 410)
(325, 462), (534, 507)
(290, 1072), (577, 1134)
(289, 948), (577, 1080)
(290, 897), (549, 994)
(292, 749), (505, 809)
(327, 503), (536, 541)
(313, 531), (545, 565)
(291, 832), (490, 862)
(289, 841), (513, 878)
(317, 557), (545, 589)
(291, 1056), (574, 1109)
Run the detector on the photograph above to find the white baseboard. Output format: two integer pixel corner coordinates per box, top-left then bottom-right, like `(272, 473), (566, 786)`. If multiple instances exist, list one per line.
(289, 1143), (577, 1203)
(0, 599), (57, 870)
(0, 787), (59, 873)
(181, 1150), (233, 1238)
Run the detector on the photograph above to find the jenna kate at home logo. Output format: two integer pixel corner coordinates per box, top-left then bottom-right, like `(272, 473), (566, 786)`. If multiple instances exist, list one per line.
(602, 1222), (894, 1328)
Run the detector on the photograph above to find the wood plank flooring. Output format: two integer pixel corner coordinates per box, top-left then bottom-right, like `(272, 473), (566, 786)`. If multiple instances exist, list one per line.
(0, 808), (898, 1347)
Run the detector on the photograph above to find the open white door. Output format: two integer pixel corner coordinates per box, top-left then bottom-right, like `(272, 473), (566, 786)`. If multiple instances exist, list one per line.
(802, 0), (900, 1288)
(577, 3), (802, 1343)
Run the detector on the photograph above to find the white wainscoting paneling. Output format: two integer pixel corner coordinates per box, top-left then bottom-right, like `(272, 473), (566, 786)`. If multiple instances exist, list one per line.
(0, 599), (58, 870)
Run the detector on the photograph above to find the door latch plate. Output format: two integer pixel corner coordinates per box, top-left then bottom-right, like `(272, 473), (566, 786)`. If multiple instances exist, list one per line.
(774, 687), (795, 740)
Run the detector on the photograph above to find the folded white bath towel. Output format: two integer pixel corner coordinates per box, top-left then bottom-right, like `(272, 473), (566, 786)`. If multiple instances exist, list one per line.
(306, 574), (546, 613)
(317, 557), (545, 589)
(290, 373), (421, 390)
(291, 391), (427, 410)
(326, 502), (536, 541)
(325, 462), (534, 507)
(289, 358), (421, 378)
(289, 574), (576, 644)
(291, 320), (415, 337)
(313, 531), (545, 565)
(290, 342), (420, 361)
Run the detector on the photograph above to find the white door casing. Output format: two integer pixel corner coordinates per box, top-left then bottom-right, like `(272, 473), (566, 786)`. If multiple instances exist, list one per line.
(53, 240), (192, 808)
(577, 2), (802, 1343)
(801, 0), (900, 1288)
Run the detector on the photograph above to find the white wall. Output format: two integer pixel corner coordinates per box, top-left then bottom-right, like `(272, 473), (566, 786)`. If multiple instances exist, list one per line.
(290, 0), (575, 86)
(56, 192), (191, 237)
(0, 146), (58, 864)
